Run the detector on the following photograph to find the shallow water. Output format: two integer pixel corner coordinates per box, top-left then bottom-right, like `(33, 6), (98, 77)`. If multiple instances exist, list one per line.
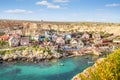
(0, 55), (97, 80)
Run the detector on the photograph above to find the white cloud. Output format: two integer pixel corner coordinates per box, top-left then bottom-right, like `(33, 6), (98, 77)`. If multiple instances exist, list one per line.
(106, 3), (120, 7)
(53, 0), (69, 3)
(4, 9), (33, 14)
(36, 1), (60, 9)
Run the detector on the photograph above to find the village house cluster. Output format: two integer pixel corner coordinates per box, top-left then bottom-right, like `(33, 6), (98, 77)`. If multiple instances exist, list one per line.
(0, 27), (120, 57)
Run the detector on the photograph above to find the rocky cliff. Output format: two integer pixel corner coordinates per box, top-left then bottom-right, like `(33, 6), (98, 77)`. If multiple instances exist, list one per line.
(72, 49), (120, 80)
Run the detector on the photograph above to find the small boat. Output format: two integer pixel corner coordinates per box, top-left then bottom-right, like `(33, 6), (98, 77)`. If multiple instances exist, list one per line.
(88, 61), (93, 64)
(58, 63), (64, 66)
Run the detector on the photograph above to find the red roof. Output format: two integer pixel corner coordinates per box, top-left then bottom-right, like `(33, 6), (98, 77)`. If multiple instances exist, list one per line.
(0, 35), (10, 41)
(10, 34), (21, 39)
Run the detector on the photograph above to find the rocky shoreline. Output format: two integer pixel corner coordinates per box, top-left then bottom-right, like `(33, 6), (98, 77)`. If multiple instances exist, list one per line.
(0, 53), (75, 64)
(0, 47), (109, 64)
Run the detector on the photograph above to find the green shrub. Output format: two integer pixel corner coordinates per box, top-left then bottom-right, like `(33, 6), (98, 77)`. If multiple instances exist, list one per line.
(0, 40), (9, 48)
(74, 49), (120, 80)
(100, 31), (112, 38)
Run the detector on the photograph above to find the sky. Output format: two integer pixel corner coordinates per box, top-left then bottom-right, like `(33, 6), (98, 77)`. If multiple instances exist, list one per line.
(0, 0), (120, 23)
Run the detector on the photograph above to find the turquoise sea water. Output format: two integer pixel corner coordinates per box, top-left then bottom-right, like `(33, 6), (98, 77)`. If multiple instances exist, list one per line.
(0, 55), (97, 80)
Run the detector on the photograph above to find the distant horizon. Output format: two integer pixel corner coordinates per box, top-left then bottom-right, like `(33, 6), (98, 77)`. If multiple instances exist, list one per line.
(0, 19), (120, 24)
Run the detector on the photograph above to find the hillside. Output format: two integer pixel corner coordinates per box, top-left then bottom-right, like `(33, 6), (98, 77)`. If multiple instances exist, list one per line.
(72, 49), (120, 80)
(0, 20), (120, 36)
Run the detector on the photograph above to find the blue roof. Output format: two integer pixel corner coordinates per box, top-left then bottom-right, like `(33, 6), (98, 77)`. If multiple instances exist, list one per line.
(64, 48), (79, 51)
(65, 34), (71, 39)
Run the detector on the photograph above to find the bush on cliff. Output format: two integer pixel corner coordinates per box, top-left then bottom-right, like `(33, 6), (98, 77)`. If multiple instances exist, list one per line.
(73, 49), (120, 80)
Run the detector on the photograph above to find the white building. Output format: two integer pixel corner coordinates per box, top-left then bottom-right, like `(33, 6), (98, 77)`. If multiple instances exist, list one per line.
(113, 39), (120, 44)
(92, 32), (102, 44)
(77, 40), (84, 49)
(9, 37), (19, 47)
(81, 32), (90, 39)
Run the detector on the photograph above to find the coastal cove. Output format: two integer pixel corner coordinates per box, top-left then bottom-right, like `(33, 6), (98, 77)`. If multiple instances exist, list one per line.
(0, 0), (120, 79)
(0, 55), (98, 80)
(0, 20), (119, 80)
